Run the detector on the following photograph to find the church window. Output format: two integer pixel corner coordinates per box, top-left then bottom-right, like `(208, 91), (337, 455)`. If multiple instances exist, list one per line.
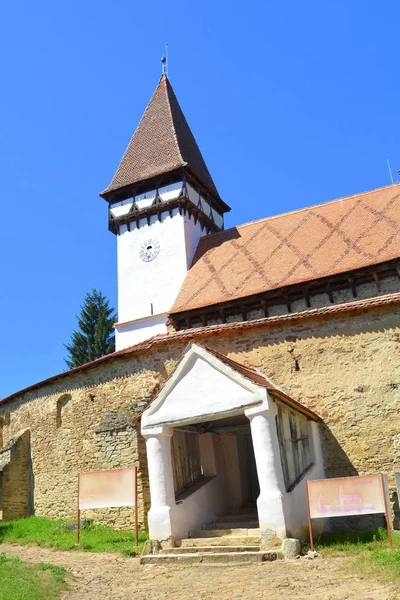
(56, 394), (71, 428)
(276, 404), (312, 491)
(171, 429), (202, 495)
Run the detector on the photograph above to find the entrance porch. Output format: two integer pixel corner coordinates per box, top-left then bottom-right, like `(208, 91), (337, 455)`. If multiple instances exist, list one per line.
(141, 343), (324, 547)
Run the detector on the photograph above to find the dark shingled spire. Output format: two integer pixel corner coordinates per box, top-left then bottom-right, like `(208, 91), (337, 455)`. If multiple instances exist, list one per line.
(100, 75), (220, 200)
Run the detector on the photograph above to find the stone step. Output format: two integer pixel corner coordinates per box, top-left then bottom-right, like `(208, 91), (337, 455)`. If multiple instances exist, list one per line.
(161, 545), (260, 554)
(181, 536), (261, 547)
(225, 507), (258, 515)
(203, 520), (259, 530)
(215, 513), (258, 522)
(140, 551), (279, 566)
(189, 528), (260, 538)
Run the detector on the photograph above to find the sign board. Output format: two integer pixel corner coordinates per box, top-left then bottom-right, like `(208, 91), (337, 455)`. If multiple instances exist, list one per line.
(307, 474), (386, 519)
(77, 467), (138, 546)
(79, 468), (137, 510)
(306, 474), (392, 551)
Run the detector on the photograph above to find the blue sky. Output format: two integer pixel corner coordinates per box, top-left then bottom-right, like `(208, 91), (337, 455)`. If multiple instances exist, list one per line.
(0, 0), (399, 398)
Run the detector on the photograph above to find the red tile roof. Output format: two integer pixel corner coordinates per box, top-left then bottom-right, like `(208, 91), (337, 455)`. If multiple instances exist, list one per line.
(171, 184), (400, 313)
(100, 75), (220, 199)
(2, 291), (399, 407)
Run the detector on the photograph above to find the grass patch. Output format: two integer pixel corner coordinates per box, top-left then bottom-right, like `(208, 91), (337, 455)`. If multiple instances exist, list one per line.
(0, 516), (148, 556)
(312, 528), (400, 584)
(0, 553), (65, 600)
(313, 527), (392, 554)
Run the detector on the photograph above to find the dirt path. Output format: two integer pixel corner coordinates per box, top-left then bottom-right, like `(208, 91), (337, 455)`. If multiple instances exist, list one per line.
(0, 543), (397, 600)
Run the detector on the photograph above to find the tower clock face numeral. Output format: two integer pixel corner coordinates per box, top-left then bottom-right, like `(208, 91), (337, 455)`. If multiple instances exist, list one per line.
(139, 239), (160, 262)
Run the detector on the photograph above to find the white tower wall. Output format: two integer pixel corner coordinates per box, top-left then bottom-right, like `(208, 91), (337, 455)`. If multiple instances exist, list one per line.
(115, 208), (205, 349)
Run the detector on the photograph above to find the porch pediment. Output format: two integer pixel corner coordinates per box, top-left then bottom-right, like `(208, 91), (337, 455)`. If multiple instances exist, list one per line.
(141, 344), (268, 430)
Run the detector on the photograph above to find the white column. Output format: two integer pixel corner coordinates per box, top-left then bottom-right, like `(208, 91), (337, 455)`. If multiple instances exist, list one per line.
(144, 427), (176, 541)
(247, 407), (287, 540)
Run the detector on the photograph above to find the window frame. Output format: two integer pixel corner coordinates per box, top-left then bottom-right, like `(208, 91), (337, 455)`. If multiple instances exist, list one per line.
(171, 429), (202, 496)
(276, 402), (313, 492)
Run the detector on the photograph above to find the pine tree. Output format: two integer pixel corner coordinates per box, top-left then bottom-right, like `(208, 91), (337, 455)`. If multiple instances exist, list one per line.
(64, 289), (117, 369)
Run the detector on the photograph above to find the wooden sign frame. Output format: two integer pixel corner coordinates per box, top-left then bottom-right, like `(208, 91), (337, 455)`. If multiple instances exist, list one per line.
(306, 474), (393, 551)
(77, 467), (138, 546)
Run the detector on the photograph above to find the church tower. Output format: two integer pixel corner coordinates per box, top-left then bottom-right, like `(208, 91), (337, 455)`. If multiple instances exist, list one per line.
(100, 75), (230, 350)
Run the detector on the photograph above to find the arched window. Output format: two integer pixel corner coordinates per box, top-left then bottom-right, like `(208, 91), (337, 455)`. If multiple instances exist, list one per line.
(56, 394), (71, 428)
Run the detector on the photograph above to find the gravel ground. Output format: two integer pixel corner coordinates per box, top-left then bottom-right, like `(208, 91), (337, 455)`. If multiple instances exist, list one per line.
(0, 543), (397, 600)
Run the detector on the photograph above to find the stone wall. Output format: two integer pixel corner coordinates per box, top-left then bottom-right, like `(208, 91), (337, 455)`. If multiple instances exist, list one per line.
(0, 301), (399, 530)
(212, 303), (400, 528)
(0, 366), (162, 530)
(0, 430), (33, 520)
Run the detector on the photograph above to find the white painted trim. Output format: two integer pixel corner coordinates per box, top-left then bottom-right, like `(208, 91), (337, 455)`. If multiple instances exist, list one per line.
(115, 314), (168, 349)
(142, 343), (266, 431)
(114, 312), (168, 328)
(145, 405), (264, 431)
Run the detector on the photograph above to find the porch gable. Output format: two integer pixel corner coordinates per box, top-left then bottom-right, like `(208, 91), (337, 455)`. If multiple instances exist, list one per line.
(142, 343), (267, 430)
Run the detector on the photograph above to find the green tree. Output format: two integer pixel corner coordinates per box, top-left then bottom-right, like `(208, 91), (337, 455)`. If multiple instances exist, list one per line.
(64, 289), (117, 369)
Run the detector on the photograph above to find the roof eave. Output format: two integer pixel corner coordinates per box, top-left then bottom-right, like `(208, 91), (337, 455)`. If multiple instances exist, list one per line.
(2, 292), (399, 408)
(269, 389), (320, 421)
(184, 165), (230, 213)
(99, 165), (187, 202)
(100, 164), (230, 213)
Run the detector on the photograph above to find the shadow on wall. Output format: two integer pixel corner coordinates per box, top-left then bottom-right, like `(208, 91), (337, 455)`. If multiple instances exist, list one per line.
(319, 423), (359, 479)
(1, 429), (35, 520)
(28, 439), (35, 516)
(319, 423), (386, 532)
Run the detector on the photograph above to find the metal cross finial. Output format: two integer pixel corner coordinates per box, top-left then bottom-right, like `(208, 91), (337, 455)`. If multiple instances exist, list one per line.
(161, 43), (168, 77)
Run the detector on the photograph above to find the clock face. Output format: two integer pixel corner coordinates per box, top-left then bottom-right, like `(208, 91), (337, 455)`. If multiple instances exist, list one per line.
(139, 239), (160, 262)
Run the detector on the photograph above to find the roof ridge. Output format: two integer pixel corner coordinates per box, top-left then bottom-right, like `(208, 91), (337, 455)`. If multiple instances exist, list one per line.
(202, 345), (258, 372)
(202, 344), (300, 394)
(200, 344), (275, 388)
(101, 76), (166, 196)
(202, 182), (400, 242)
(163, 76), (186, 167)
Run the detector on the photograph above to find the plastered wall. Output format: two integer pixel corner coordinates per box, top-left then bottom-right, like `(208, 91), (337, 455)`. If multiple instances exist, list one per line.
(117, 209), (188, 322)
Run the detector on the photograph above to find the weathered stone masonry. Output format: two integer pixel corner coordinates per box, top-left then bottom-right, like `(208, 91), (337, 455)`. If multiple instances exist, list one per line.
(0, 430), (32, 520)
(0, 301), (399, 530)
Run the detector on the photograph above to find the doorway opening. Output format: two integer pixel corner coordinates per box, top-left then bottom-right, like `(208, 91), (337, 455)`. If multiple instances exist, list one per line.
(238, 431), (260, 505)
(171, 413), (260, 516)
